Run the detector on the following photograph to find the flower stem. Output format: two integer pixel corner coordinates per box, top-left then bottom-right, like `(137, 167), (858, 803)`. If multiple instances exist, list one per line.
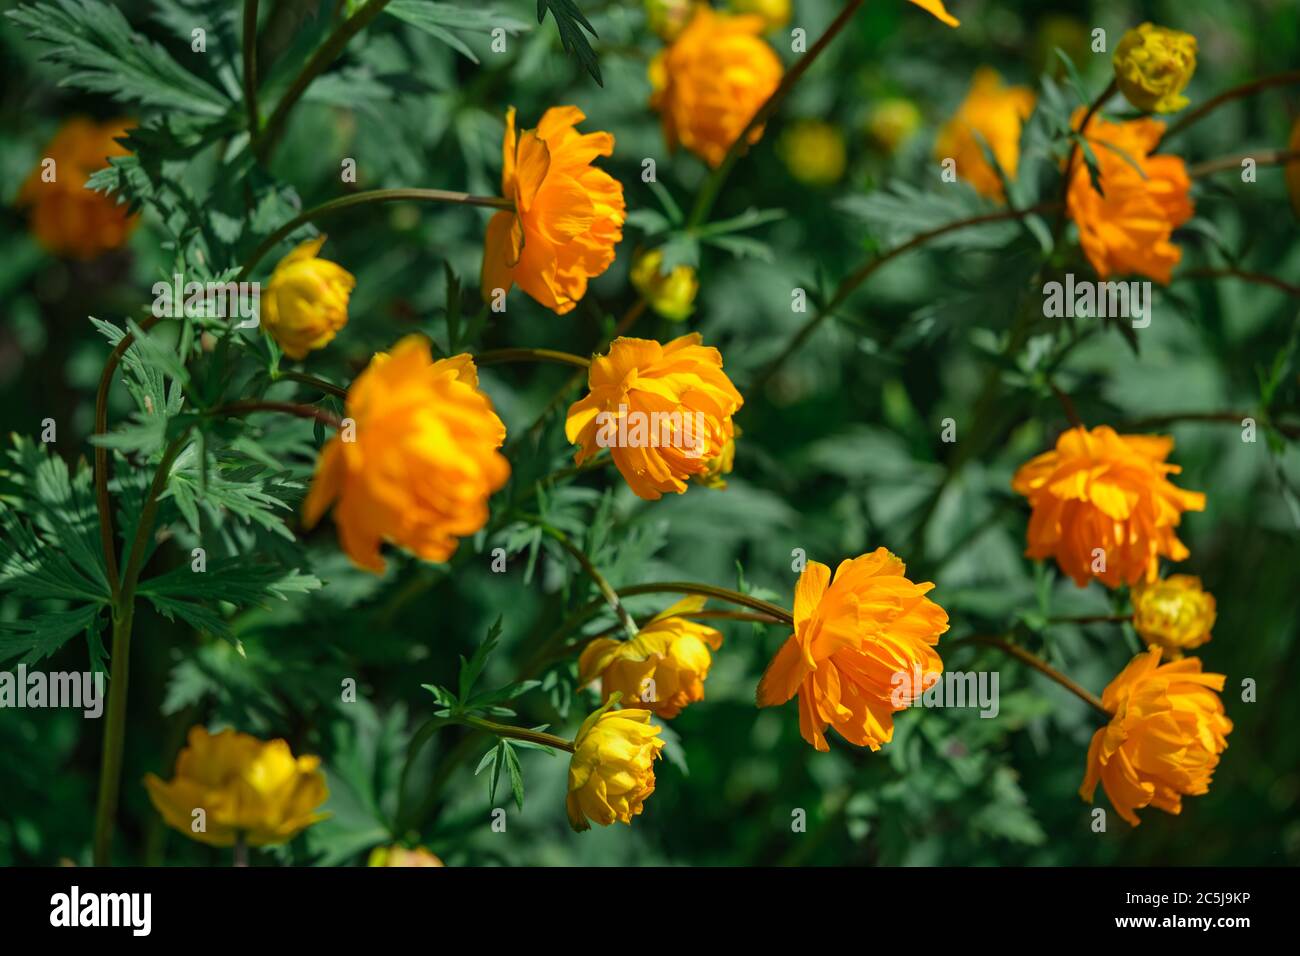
(1160, 70), (1300, 144)
(242, 0), (260, 138)
(460, 716), (575, 753)
(211, 399), (344, 429)
(1188, 148), (1300, 179)
(952, 634), (1110, 717)
(535, 522), (639, 640)
(474, 347), (592, 369)
(751, 202), (1058, 391)
(686, 0), (867, 229)
(253, 0), (394, 160)
(275, 370), (348, 399)
(237, 188), (513, 279)
(1050, 79), (1118, 242)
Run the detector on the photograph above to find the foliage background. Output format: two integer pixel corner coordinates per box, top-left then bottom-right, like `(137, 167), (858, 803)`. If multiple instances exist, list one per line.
(1, 0), (1298, 866)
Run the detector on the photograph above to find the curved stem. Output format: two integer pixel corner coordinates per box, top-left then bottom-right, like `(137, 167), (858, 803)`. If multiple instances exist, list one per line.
(238, 188), (513, 279)
(254, 0), (395, 160)
(95, 314), (164, 600)
(275, 370), (348, 399)
(951, 634), (1110, 717)
(1120, 408), (1300, 440)
(686, 0), (866, 228)
(1051, 79), (1118, 242)
(618, 582), (793, 625)
(1181, 267), (1300, 298)
(1189, 147), (1300, 178)
(1160, 70), (1300, 144)
(536, 523), (639, 640)
(752, 202), (1057, 390)
(211, 399), (343, 429)
(1049, 614), (1130, 625)
(92, 430), (190, 865)
(460, 715), (575, 753)
(474, 347), (591, 370)
(242, 0), (259, 138)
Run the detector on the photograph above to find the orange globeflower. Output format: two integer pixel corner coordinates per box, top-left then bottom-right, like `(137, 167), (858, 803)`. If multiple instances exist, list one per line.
(481, 107), (625, 315)
(303, 336), (509, 573)
(648, 6), (783, 168)
(1080, 647), (1231, 826)
(18, 118), (137, 259)
(934, 68), (1036, 200)
(1011, 426), (1205, 589)
(1066, 109), (1193, 284)
(566, 334), (743, 500)
(756, 550), (950, 752)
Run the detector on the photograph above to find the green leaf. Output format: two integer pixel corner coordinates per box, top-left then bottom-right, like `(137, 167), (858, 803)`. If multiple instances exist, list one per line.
(7, 0), (230, 115)
(503, 741), (525, 810)
(536, 0), (601, 85)
(386, 0), (528, 63)
(0, 605), (103, 666)
(458, 616), (504, 702)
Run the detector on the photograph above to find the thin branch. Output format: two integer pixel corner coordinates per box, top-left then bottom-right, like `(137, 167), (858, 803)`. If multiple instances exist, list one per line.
(950, 634), (1110, 717)
(238, 188), (513, 279)
(1120, 409), (1300, 440)
(474, 347), (592, 369)
(242, 0), (259, 138)
(1051, 79), (1118, 244)
(211, 400), (343, 429)
(276, 370), (348, 399)
(1188, 148), (1300, 178)
(460, 715), (575, 753)
(1160, 70), (1300, 143)
(536, 523), (639, 640)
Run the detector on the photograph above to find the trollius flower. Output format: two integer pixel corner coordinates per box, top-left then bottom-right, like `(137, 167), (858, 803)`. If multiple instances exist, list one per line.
(1065, 110), (1193, 284)
(565, 334), (743, 500)
(1011, 426), (1206, 589)
(144, 726), (329, 847)
(261, 236), (356, 360)
(648, 5), (783, 168)
(578, 597), (723, 718)
(1080, 648), (1231, 826)
(934, 68), (1036, 200)
(303, 336), (510, 573)
(480, 106), (625, 315)
(566, 700), (665, 830)
(1131, 575), (1216, 657)
(18, 117), (137, 259)
(757, 549), (950, 752)
(1113, 23), (1197, 114)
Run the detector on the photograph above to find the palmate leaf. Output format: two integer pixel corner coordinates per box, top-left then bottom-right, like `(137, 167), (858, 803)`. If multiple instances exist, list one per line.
(138, 559), (321, 640)
(385, 1), (528, 64)
(536, 0), (601, 85)
(6, 0), (231, 115)
(0, 605), (103, 666)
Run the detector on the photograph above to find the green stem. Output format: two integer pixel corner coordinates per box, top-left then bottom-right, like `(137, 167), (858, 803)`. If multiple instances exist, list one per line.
(460, 716), (575, 753)
(242, 0), (260, 138)
(685, 0), (866, 228)
(211, 399), (343, 429)
(1051, 79), (1118, 243)
(238, 189), (513, 279)
(1187, 147), (1300, 178)
(92, 431), (189, 866)
(254, 0), (395, 160)
(275, 370), (348, 399)
(752, 202), (1057, 391)
(535, 522), (639, 640)
(950, 634), (1110, 717)
(474, 347), (592, 369)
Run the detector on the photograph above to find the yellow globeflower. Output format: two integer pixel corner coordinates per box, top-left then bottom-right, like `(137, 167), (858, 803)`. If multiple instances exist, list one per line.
(17, 118), (137, 260)
(727, 0), (789, 30)
(1131, 575), (1215, 657)
(261, 236), (355, 360)
(1081, 648), (1231, 826)
(566, 700), (665, 830)
(779, 120), (847, 186)
(934, 68), (1036, 200)
(757, 549), (949, 751)
(1011, 426), (1206, 589)
(649, 5), (783, 168)
(579, 597), (723, 718)
(1113, 23), (1197, 114)
(144, 726), (329, 847)
(565, 334), (744, 500)
(645, 0), (692, 39)
(480, 107), (626, 316)
(368, 845), (445, 867)
(696, 426), (738, 489)
(303, 336), (510, 573)
(630, 248), (698, 321)
(867, 98), (922, 154)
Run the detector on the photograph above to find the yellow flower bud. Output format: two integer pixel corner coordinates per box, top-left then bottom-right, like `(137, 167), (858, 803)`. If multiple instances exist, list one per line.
(1131, 574), (1216, 657)
(630, 249), (698, 321)
(261, 236), (355, 360)
(645, 0), (692, 39)
(726, 0), (789, 31)
(144, 726), (329, 847)
(368, 845), (446, 867)
(867, 98), (922, 154)
(579, 597), (723, 718)
(565, 700), (665, 831)
(779, 120), (847, 186)
(1113, 23), (1197, 114)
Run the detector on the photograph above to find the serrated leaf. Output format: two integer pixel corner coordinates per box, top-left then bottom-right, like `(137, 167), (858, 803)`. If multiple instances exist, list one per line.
(536, 0), (601, 85)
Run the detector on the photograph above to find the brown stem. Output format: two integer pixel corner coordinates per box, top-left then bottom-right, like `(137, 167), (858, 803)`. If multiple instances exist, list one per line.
(1181, 267), (1300, 299)
(474, 348), (591, 369)
(1160, 70), (1300, 144)
(951, 635), (1110, 717)
(1119, 409), (1300, 440)
(276, 370), (348, 399)
(242, 0), (259, 138)
(1188, 148), (1300, 178)
(211, 400), (343, 429)
(752, 202), (1058, 390)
